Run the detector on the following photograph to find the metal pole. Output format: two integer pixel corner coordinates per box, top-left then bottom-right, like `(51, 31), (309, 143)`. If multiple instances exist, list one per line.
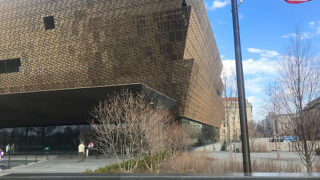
(231, 0), (252, 175)
(8, 150), (11, 168)
(25, 154), (28, 165)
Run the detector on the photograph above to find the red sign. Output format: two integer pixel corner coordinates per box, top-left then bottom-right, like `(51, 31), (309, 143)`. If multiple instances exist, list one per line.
(285, 0), (311, 4)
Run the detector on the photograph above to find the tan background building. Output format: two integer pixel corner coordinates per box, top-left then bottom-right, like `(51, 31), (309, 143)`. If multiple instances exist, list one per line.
(263, 113), (292, 137)
(220, 97), (253, 142)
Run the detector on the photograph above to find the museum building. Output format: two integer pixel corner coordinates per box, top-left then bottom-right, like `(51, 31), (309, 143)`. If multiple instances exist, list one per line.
(0, 0), (224, 146)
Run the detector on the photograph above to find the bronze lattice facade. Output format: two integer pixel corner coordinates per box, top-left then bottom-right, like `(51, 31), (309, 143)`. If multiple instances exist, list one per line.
(0, 0), (224, 128)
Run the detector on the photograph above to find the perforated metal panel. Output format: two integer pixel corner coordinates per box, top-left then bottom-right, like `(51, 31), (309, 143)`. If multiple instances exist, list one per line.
(0, 0), (224, 128)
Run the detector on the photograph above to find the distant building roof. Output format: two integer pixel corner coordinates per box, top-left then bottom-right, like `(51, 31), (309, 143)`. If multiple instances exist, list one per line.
(223, 97), (238, 101)
(223, 97), (250, 102)
(223, 97), (252, 108)
(304, 97), (320, 111)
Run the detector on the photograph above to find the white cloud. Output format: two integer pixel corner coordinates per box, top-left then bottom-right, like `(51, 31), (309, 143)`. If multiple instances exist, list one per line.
(310, 19), (320, 34)
(222, 48), (281, 122)
(207, 0), (229, 10)
(221, 59), (236, 78)
(222, 60), (275, 121)
(281, 33), (295, 39)
(247, 48), (279, 58)
(222, 58), (278, 78)
(247, 96), (255, 104)
(239, 13), (244, 20)
(302, 32), (311, 39)
(244, 58), (278, 75)
(309, 21), (315, 27)
(247, 96), (265, 121)
(246, 77), (264, 94)
(281, 32), (311, 40)
(282, 19), (320, 41)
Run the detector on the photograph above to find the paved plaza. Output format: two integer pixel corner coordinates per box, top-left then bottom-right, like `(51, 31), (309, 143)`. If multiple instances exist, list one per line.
(0, 151), (315, 176)
(0, 156), (115, 176)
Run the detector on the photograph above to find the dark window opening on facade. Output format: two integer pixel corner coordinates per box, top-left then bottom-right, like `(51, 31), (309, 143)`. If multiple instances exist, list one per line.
(0, 58), (21, 74)
(169, 31), (183, 42)
(166, 43), (173, 53)
(169, 32), (175, 42)
(43, 16), (55, 30)
(182, 0), (187, 7)
(145, 47), (152, 56)
(170, 54), (177, 60)
(216, 89), (221, 96)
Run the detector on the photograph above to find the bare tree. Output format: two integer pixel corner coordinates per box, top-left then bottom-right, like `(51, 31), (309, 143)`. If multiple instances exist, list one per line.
(90, 90), (187, 173)
(221, 70), (238, 152)
(268, 30), (320, 173)
(247, 121), (266, 152)
(22, 127), (35, 142)
(248, 121), (263, 139)
(34, 126), (56, 143)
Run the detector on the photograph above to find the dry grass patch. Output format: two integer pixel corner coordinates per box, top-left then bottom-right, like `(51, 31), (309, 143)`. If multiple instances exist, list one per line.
(160, 151), (302, 174)
(312, 161), (320, 172)
(252, 160), (301, 173)
(160, 152), (242, 174)
(250, 144), (268, 152)
(160, 151), (214, 174)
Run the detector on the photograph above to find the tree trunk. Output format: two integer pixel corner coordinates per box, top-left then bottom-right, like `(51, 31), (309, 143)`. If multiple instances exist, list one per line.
(304, 140), (312, 173)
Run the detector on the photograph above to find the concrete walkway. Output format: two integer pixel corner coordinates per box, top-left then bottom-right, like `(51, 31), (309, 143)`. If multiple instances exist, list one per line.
(0, 156), (115, 176)
(1, 151), (317, 175)
(207, 151), (304, 161)
(205, 151), (317, 173)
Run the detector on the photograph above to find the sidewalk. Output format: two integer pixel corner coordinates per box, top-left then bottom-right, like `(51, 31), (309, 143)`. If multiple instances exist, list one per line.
(0, 156), (115, 176)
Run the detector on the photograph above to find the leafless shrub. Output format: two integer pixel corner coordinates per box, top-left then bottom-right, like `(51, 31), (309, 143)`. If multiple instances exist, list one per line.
(166, 122), (189, 155)
(90, 90), (187, 173)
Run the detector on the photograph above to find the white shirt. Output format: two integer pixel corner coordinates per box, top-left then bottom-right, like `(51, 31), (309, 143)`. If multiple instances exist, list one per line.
(78, 144), (85, 153)
(88, 142), (94, 148)
(5, 145), (10, 152)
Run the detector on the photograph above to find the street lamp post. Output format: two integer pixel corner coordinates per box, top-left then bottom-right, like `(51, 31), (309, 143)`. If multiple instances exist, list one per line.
(231, 0), (252, 175)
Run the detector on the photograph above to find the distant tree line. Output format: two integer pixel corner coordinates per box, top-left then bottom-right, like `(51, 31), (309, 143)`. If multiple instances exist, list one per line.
(0, 125), (90, 152)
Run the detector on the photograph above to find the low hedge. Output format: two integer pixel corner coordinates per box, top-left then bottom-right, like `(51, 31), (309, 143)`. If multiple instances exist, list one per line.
(85, 152), (171, 174)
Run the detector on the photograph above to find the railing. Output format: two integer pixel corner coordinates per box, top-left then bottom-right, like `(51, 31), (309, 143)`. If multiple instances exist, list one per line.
(0, 151), (58, 169)
(3, 153), (36, 169)
(0, 149), (104, 170)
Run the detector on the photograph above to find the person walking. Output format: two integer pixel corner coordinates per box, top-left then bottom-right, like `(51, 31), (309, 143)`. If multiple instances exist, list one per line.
(0, 149), (4, 171)
(5, 144), (10, 154)
(78, 142), (85, 162)
(86, 140), (94, 157)
(11, 144), (15, 154)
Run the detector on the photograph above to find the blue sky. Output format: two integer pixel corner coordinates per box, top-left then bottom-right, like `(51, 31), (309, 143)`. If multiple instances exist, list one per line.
(205, 0), (320, 121)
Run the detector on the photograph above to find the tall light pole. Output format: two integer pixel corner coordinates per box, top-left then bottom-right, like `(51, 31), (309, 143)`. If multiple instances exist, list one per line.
(231, 0), (252, 175)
